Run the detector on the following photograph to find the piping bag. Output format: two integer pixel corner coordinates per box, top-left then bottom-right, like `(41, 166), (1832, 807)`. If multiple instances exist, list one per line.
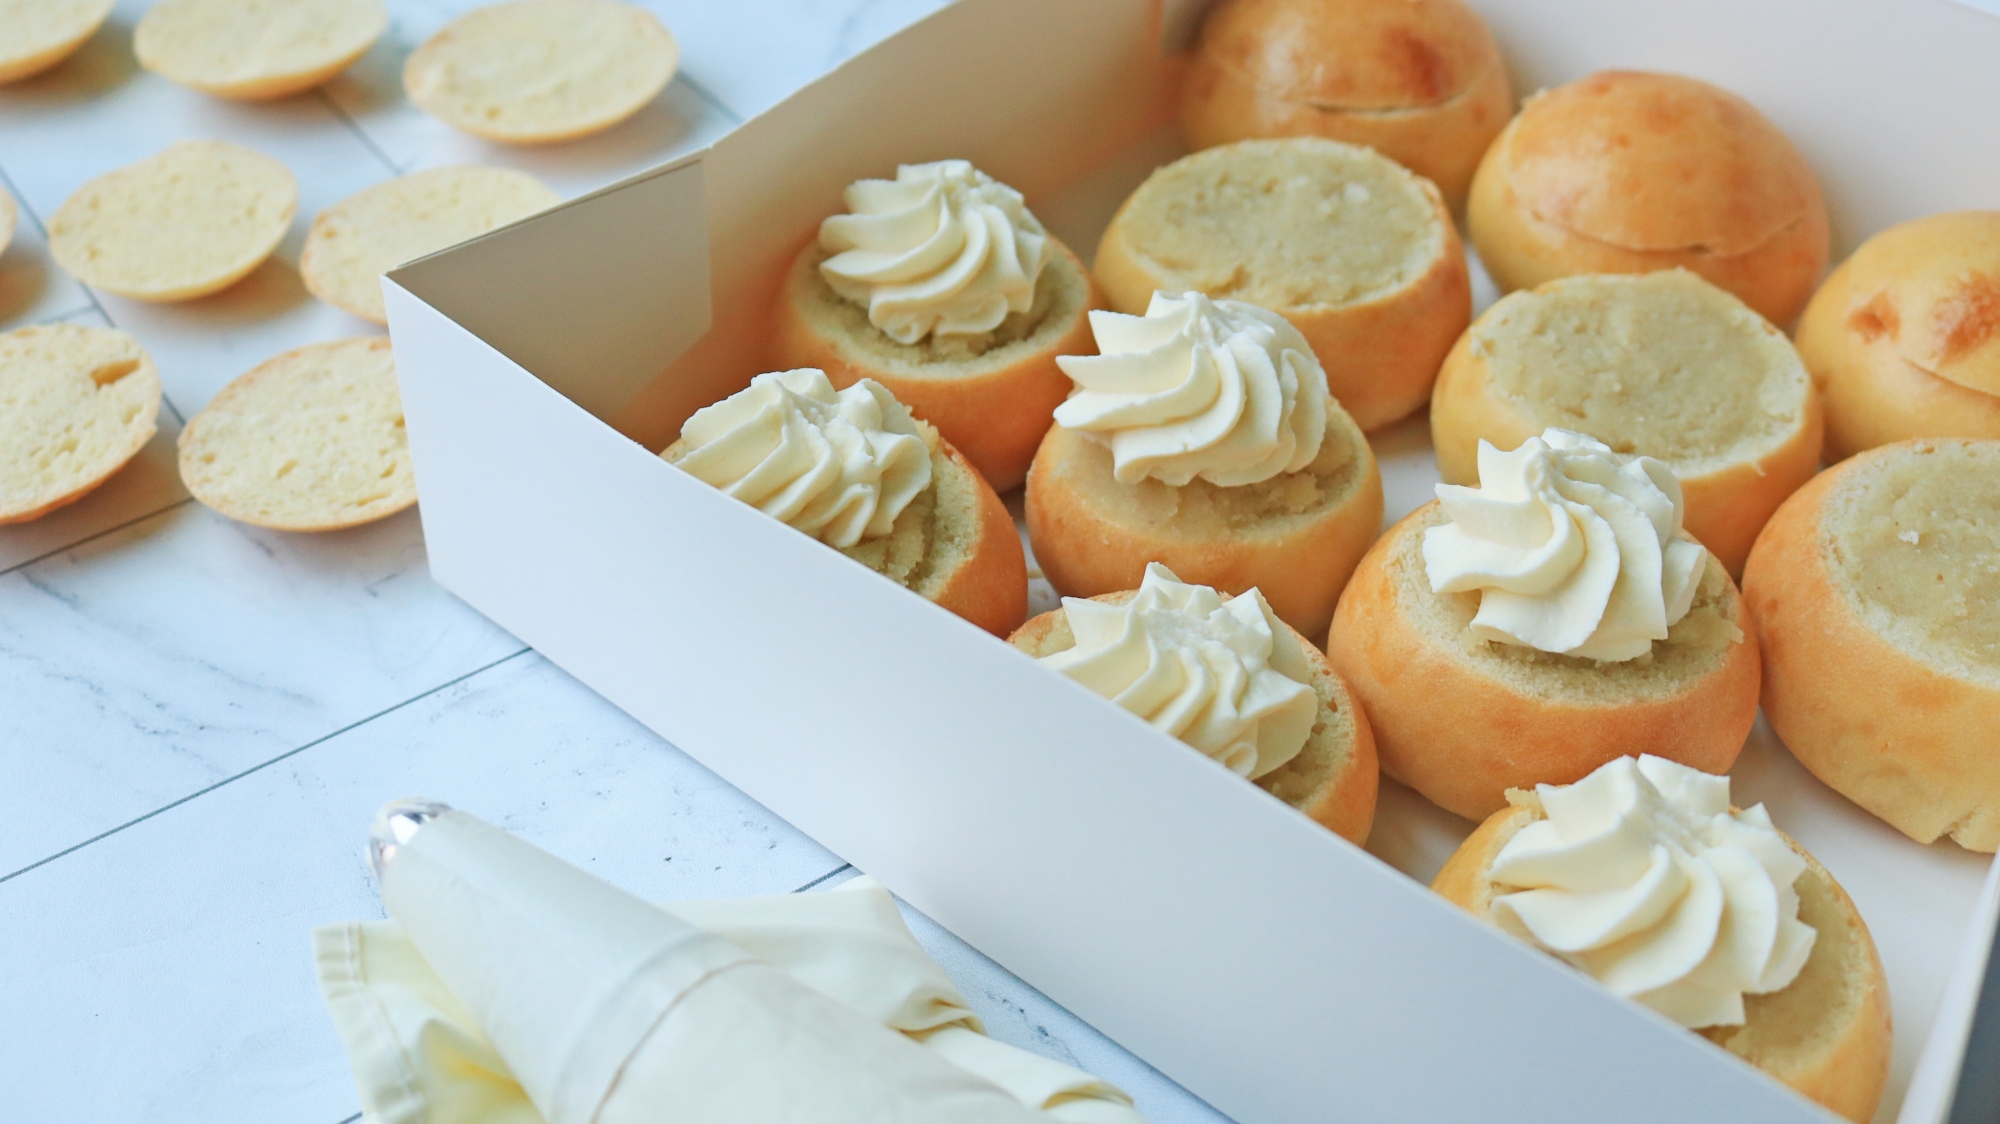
(365, 799), (1074, 1124)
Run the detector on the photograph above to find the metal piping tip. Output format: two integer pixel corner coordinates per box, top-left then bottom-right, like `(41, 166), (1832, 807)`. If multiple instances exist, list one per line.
(367, 798), (454, 883)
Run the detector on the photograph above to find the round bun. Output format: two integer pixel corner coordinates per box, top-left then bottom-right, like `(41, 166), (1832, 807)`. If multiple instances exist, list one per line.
(403, 0), (677, 145)
(1025, 403), (1383, 641)
(0, 0), (114, 84)
(666, 421), (1027, 637)
(302, 166), (561, 326)
(1467, 71), (1829, 327)
(1433, 801), (1890, 1123)
(1179, 0), (1511, 210)
(0, 325), (161, 524)
(771, 236), (1098, 494)
(1327, 502), (1760, 820)
(1795, 211), (2000, 460)
(1096, 137), (1469, 431)
(50, 140), (297, 302)
(1431, 270), (1822, 574)
(179, 337), (416, 532)
(1010, 589), (1377, 844)
(1744, 437), (2000, 850)
(135, 0), (387, 100)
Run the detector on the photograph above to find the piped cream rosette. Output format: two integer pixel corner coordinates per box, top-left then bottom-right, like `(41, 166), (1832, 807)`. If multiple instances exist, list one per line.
(1052, 291), (1328, 488)
(317, 803), (1144, 1124)
(1423, 428), (1708, 661)
(819, 160), (1052, 345)
(1487, 755), (1816, 1029)
(1039, 563), (1317, 781)
(1025, 289), (1379, 639)
(673, 368), (931, 549)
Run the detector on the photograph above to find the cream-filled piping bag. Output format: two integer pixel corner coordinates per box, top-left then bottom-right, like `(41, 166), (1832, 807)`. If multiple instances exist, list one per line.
(349, 799), (1139, 1124)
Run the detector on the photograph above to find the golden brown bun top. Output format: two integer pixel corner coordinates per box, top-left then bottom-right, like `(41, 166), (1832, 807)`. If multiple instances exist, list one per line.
(1502, 70), (1822, 256)
(1193, 0), (1501, 110)
(1832, 211), (2000, 396)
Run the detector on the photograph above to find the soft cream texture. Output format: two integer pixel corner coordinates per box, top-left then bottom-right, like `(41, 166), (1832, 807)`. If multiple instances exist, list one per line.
(674, 369), (932, 550)
(819, 160), (1052, 345)
(48, 139), (297, 301)
(1490, 755), (1816, 1029)
(1041, 563), (1315, 780)
(0, 325), (160, 523)
(1053, 291), (1327, 487)
(300, 166), (560, 325)
(135, 0), (387, 98)
(333, 807), (1143, 1124)
(1424, 429), (1707, 661)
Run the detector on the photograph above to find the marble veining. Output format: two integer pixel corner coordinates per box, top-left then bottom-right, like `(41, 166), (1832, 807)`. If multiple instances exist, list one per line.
(0, 2), (1226, 1121)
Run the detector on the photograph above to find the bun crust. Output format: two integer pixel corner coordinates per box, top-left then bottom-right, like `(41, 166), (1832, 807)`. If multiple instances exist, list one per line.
(1178, 0), (1511, 208)
(1468, 71), (1829, 326)
(1094, 139), (1469, 431)
(1327, 502), (1760, 820)
(1010, 589), (1378, 844)
(1434, 802), (1890, 1123)
(1430, 273), (1824, 574)
(925, 436), (1030, 637)
(1744, 439), (2000, 850)
(1025, 415), (1383, 641)
(773, 238), (1098, 493)
(1796, 211), (2000, 459)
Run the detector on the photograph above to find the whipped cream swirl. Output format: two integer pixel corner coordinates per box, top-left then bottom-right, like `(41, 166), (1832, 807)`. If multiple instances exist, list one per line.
(1053, 292), (1330, 487)
(1490, 755), (1817, 1029)
(819, 160), (1052, 345)
(1041, 564), (1316, 780)
(1423, 429), (1707, 662)
(672, 369), (930, 549)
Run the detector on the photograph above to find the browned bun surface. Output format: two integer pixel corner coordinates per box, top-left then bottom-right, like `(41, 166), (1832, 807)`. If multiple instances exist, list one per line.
(772, 237), (1098, 493)
(1024, 405), (1382, 641)
(1467, 70), (1829, 326)
(1327, 502), (1759, 820)
(1434, 800), (1890, 1123)
(1745, 437), (2000, 850)
(1795, 211), (2000, 459)
(1178, 0), (1511, 209)
(1011, 588), (1377, 844)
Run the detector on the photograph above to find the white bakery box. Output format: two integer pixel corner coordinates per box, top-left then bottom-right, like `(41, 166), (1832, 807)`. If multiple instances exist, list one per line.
(379, 0), (2000, 1120)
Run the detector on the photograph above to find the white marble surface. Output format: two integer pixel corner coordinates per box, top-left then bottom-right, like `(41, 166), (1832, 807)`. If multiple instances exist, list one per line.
(0, 3), (1227, 1121)
(8, 2), (2000, 1122)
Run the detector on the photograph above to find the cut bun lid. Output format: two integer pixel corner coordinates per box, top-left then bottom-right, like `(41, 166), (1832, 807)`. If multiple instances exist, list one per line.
(371, 802), (1080, 1123)
(1505, 70), (1821, 257)
(1838, 211), (2000, 397)
(1195, 0), (1499, 111)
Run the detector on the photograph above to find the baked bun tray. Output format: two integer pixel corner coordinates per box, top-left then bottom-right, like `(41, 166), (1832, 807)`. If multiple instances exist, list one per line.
(381, 1), (2000, 1119)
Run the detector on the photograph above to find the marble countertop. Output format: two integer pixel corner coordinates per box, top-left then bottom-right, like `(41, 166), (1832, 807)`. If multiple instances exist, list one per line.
(8, 2), (2000, 1122)
(0, 2), (1226, 1120)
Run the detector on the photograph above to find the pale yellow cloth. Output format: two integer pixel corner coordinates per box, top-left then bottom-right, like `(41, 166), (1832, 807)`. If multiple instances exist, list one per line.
(316, 877), (1145, 1124)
